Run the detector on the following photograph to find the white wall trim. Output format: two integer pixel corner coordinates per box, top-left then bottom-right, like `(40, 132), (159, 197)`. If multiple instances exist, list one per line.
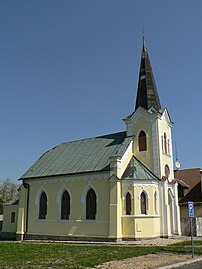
(81, 183), (99, 204)
(35, 187), (49, 219)
(122, 215), (160, 218)
(28, 218), (109, 223)
(56, 186), (72, 205)
(24, 171), (109, 185)
(35, 187), (49, 206)
(123, 190), (134, 200)
(56, 186), (72, 220)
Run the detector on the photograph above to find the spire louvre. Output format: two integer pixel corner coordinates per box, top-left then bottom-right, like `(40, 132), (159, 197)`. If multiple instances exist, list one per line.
(135, 40), (161, 112)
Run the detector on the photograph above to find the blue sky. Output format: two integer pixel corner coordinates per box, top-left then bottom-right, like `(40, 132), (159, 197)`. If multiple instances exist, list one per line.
(0, 0), (201, 182)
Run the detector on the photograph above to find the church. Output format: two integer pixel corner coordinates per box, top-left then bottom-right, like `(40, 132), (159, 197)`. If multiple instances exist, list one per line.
(2, 39), (181, 241)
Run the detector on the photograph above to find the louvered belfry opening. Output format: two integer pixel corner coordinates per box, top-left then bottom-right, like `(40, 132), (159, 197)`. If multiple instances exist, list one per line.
(39, 192), (47, 219)
(61, 190), (70, 220)
(86, 188), (96, 220)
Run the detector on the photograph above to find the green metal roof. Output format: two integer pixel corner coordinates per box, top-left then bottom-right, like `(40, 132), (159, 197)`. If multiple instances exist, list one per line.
(122, 156), (160, 181)
(21, 131), (129, 179)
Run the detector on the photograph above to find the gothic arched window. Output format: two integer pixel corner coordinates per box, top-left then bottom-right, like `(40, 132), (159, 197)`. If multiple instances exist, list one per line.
(39, 192), (47, 219)
(61, 190), (70, 220)
(126, 192), (132, 215)
(164, 133), (167, 154)
(139, 131), (147, 151)
(86, 188), (96, 220)
(140, 191), (147, 214)
(167, 139), (170, 155)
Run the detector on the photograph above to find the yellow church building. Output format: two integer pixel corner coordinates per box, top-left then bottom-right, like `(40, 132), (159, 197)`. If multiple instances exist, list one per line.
(2, 40), (181, 241)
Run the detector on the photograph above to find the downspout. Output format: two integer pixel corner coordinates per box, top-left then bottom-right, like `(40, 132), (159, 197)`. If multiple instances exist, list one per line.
(23, 181), (30, 239)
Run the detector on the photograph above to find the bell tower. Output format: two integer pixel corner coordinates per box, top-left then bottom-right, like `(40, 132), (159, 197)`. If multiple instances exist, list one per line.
(124, 39), (174, 181)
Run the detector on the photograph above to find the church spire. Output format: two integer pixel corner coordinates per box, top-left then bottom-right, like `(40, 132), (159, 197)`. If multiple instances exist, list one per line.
(135, 38), (161, 112)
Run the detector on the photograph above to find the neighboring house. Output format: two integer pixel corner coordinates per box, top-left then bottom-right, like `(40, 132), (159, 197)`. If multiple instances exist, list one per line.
(0, 215), (3, 232)
(175, 168), (202, 236)
(1, 201), (19, 239)
(2, 39), (181, 241)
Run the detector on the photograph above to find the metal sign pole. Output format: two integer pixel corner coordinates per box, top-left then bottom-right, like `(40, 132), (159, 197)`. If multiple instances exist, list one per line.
(188, 201), (194, 258)
(190, 217), (194, 258)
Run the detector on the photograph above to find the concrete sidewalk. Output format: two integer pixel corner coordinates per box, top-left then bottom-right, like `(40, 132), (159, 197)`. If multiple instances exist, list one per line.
(157, 257), (202, 269)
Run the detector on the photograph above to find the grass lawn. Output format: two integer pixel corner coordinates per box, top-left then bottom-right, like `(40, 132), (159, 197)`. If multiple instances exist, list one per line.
(0, 241), (202, 268)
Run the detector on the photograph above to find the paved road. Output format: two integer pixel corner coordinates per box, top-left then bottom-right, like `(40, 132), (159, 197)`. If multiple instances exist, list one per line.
(170, 260), (202, 269)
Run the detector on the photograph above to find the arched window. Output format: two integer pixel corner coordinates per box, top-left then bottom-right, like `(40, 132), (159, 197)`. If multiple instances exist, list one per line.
(161, 135), (164, 152)
(86, 188), (96, 220)
(140, 192), (147, 214)
(164, 133), (167, 154)
(154, 191), (158, 214)
(167, 139), (170, 155)
(139, 131), (147, 151)
(126, 192), (132, 215)
(39, 192), (47, 219)
(61, 190), (70, 220)
(165, 164), (170, 179)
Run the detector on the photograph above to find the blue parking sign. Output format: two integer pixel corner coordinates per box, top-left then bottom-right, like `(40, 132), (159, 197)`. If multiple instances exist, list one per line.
(188, 201), (194, 218)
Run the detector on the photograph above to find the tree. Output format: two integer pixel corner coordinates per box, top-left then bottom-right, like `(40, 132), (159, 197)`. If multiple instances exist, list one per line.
(0, 178), (19, 214)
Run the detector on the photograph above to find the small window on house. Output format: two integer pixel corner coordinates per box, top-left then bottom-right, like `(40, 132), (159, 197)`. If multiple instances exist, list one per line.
(126, 192), (132, 215)
(138, 131), (147, 151)
(140, 192), (147, 214)
(11, 212), (15, 223)
(39, 191), (47, 219)
(61, 190), (70, 220)
(86, 188), (96, 220)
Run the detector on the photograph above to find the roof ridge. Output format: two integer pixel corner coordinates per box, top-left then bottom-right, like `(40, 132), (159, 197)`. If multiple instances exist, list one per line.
(175, 167), (201, 171)
(21, 131), (127, 179)
(56, 130), (126, 146)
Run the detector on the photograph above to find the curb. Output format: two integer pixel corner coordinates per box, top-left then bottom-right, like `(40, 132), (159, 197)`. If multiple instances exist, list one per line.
(157, 257), (202, 269)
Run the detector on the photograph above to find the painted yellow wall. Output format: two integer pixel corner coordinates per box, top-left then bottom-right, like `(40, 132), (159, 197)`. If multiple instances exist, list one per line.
(134, 217), (161, 238)
(121, 182), (161, 238)
(15, 172), (163, 240)
(132, 117), (154, 172)
(109, 176), (122, 239)
(122, 183), (160, 215)
(2, 204), (18, 233)
(133, 185), (159, 215)
(25, 174), (110, 238)
(158, 113), (174, 181)
(16, 186), (27, 235)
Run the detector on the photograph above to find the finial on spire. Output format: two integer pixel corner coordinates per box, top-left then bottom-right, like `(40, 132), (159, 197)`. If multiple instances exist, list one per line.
(142, 28), (147, 52)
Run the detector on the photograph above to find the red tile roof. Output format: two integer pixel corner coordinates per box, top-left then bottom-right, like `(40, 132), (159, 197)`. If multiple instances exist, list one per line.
(174, 168), (202, 204)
